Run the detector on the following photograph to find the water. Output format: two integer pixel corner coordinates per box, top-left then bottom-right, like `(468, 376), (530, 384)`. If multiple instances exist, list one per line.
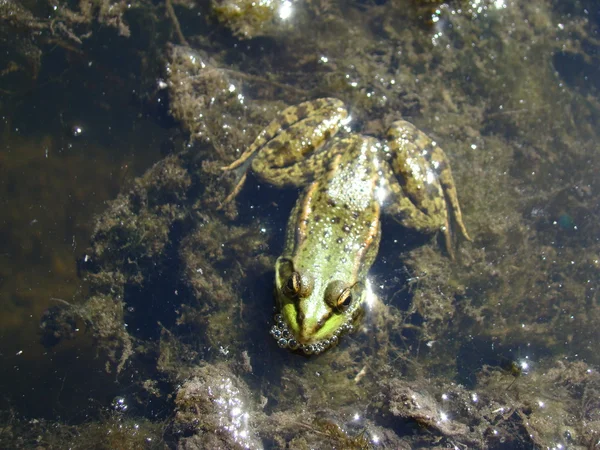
(1, 0), (599, 448)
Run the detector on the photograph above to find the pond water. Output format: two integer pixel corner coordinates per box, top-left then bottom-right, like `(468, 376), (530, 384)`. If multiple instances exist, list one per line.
(1, 0), (599, 448)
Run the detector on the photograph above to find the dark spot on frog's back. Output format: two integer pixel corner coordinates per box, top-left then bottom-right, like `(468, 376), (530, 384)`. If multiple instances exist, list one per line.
(327, 199), (337, 207)
(268, 140), (290, 153)
(295, 105), (308, 120)
(331, 217), (340, 224)
(351, 211), (360, 220)
(314, 215), (322, 222)
(342, 223), (352, 233)
(336, 237), (343, 244)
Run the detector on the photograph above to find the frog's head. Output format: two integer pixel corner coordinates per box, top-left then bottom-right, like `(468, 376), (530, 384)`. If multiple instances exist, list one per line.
(272, 257), (365, 354)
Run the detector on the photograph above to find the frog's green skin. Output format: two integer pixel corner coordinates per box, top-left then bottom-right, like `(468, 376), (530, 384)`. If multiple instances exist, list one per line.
(222, 98), (471, 355)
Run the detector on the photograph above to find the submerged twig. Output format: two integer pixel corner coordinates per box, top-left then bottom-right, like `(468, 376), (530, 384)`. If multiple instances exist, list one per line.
(166, 0), (189, 46)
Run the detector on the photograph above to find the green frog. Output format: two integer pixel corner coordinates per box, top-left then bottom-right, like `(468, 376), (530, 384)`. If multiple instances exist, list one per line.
(222, 98), (470, 355)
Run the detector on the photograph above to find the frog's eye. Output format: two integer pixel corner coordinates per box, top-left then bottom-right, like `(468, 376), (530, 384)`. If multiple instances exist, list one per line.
(282, 272), (313, 298)
(336, 288), (353, 312)
(283, 272), (301, 297)
(325, 280), (354, 312)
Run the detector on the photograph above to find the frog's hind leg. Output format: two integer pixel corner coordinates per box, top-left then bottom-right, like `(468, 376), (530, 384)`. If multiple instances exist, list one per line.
(384, 187), (457, 258)
(221, 101), (317, 172)
(220, 104), (309, 204)
(385, 120), (471, 257)
(222, 171), (248, 205)
(429, 144), (472, 243)
(222, 98), (346, 173)
(221, 98), (347, 202)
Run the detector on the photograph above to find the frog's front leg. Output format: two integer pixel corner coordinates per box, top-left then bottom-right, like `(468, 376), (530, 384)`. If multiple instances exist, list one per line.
(221, 98), (348, 203)
(384, 120), (471, 256)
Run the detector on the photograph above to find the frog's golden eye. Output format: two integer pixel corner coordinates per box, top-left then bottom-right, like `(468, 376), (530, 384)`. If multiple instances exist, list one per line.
(325, 280), (354, 312)
(283, 272), (301, 297)
(282, 272), (314, 298)
(336, 288), (353, 312)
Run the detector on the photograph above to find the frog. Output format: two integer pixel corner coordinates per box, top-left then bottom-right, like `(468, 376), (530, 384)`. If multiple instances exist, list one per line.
(221, 98), (471, 355)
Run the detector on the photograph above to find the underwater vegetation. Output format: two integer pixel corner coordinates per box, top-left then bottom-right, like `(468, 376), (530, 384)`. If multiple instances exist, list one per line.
(1, 0), (600, 448)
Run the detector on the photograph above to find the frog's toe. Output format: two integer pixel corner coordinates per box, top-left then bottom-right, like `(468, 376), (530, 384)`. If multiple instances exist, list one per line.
(441, 214), (472, 259)
(219, 172), (247, 207)
(442, 220), (455, 260)
(457, 218), (472, 242)
(446, 195), (472, 243)
(221, 157), (245, 172)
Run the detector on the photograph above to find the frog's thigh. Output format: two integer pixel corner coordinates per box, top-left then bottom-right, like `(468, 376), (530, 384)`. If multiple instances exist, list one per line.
(223, 98), (345, 172)
(384, 177), (447, 234)
(388, 120), (470, 241)
(251, 157), (310, 188)
(385, 178), (456, 257)
(251, 142), (332, 188)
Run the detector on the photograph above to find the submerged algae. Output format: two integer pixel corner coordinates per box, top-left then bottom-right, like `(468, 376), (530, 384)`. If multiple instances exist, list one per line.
(0, 0), (134, 97)
(24, 0), (600, 448)
(0, 414), (166, 449)
(211, 0), (282, 39)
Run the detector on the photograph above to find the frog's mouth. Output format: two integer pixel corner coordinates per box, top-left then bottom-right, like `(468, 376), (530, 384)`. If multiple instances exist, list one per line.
(269, 314), (355, 355)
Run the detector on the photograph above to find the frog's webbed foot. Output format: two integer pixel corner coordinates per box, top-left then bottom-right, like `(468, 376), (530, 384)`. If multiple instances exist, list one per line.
(220, 171), (247, 206)
(432, 145), (472, 244)
(385, 120), (471, 257)
(217, 154), (253, 208)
